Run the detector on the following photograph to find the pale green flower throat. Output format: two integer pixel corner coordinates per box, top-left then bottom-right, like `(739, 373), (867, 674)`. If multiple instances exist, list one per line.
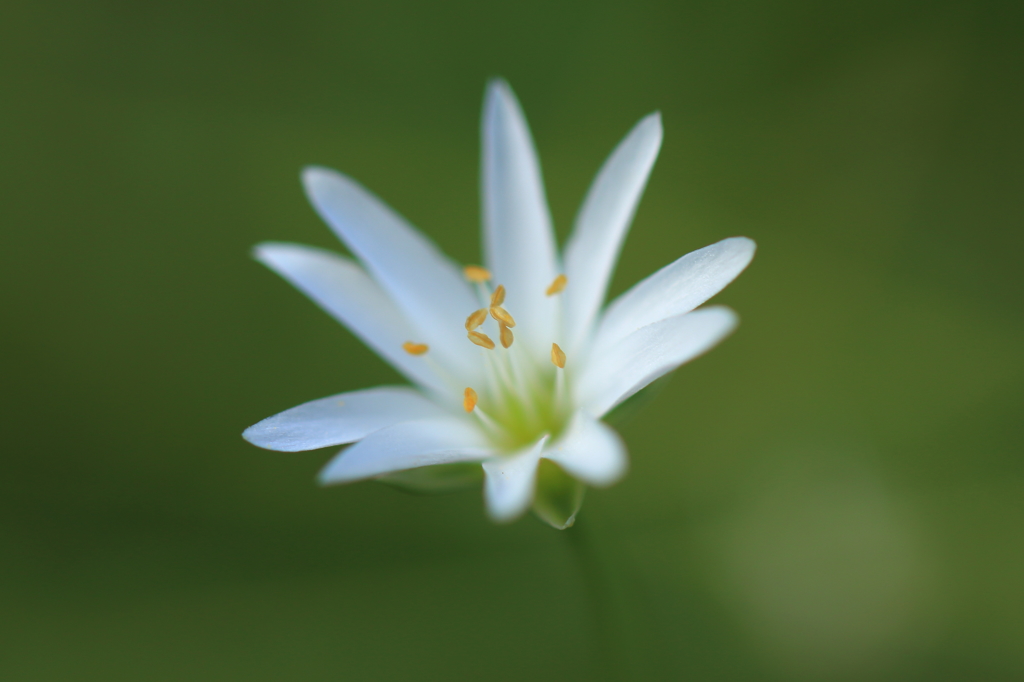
(402, 265), (571, 452)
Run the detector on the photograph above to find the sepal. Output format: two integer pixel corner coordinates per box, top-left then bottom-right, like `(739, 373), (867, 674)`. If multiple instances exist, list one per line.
(532, 459), (586, 529)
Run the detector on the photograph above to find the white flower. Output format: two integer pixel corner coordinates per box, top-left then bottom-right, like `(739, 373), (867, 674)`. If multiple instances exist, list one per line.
(244, 80), (755, 528)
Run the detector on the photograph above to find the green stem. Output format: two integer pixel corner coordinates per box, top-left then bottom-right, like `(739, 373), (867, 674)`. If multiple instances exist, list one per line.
(564, 515), (619, 681)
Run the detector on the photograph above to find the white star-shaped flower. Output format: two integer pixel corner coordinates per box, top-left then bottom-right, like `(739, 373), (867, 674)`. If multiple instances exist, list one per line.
(244, 80), (755, 528)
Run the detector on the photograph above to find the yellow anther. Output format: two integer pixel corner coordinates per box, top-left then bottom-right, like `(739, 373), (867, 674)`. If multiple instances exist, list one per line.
(402, 341), (429, 355)
(463, 265), (492, 282)
(463, 387), (478, 412)
(465, 308), (488, 331)
(490, 284), (506, 307)
(550, 342), (566, 368)
(546, 274), (568, 296)
(489, 305), (516, 328)
(498, 323), (514, 349)
(467, 331), (495, 350)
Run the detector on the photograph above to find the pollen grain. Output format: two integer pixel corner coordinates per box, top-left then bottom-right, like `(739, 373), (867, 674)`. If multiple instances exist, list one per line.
(550, 342), (566, 368)
(489, 305), (516, 327)
(463, 265), (492, 283)
(402, 341), (429, 355)
(498, 324), (514, 349)
(490, 284), (506, 307)
(465, 308), (488, 331)
(546, 274), (568, 296)
(467, 331), (496, 350)
(463, 387), (478, 412)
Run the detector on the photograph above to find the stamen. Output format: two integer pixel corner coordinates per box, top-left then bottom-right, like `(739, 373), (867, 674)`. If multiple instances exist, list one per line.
(402, 341), (429, 355)
(554, 362), (567, 411)
(470, 399), (504, 435)
(467, 331), (495, 350)
(505, 342), (534, 395)
(498, 323), (514, 349)
(465, 308), (488, 331)
(484, 344), (515, 398)
(546, 274), (568, 296)
(463, 265), (492, 282)
(489, 305), (516, 327)
(502, 344), (542, 425)
(490, 284), (506, 307)
(463, 387), (478, 412)
(551, 342), (566, 368)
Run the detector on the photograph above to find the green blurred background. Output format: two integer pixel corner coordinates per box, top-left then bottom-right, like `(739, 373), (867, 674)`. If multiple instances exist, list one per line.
(2, 0), (1022, 679)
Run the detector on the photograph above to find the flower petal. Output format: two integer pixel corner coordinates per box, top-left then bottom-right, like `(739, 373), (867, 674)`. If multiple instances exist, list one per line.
(302, 167), (482, 384)
(242, 386), (447, 452)
(481, 80), (559, 357)
(482, 435), (549, 522)
(376, 462), (483, 494)
(254, 242), (449, 395)
(563, 113), (663, 353)
(544, 412), (628, 487)
(578, 306), (738, 417)
(318, 417), (493, 484)
(592, 237), (755, 355)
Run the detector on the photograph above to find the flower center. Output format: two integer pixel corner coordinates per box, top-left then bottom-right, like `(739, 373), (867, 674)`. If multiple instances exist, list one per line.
(404, 265), (572, 452)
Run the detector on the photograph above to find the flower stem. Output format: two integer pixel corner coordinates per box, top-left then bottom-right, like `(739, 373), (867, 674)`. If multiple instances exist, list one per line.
(564, 515), (619, 681)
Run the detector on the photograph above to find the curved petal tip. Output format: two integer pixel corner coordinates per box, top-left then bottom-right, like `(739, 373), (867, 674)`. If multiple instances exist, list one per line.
(639, 110), (663, 139)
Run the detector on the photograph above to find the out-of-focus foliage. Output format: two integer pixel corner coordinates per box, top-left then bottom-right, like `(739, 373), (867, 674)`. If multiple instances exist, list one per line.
(1, 0), (1021, 680)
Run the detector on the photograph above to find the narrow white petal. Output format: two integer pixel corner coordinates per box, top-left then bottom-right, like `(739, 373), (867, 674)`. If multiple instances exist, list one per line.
(243, 386), (448, 452)
(254, 242), (449, 395)
(544, 412), (628, 487)
(318, 418), (493, 484)
(564, 113), (663, 352)
(481, 80), (559, 358)
(302, 167), (482, 384)
(593, 237), (755, 354)
(578, 307), (738, 417)
(482, 435), (548, 522)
